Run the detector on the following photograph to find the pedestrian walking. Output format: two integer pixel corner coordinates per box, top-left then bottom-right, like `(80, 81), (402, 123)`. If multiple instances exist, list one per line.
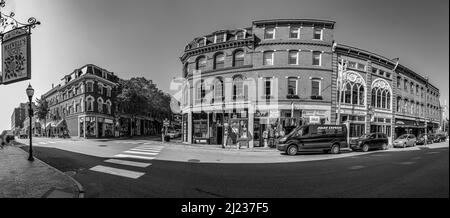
(223, 124), (229, 148)
(262, 127), (269, 148)
(268, 125), (275, 148)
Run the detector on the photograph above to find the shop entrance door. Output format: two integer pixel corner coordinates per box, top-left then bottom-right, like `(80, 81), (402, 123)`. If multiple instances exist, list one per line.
(217, 126), (223, 145)
(98, 122), (103, 138)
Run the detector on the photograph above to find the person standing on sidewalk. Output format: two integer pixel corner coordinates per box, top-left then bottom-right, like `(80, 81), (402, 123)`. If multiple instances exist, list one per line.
(222, 124), (229, 148)
(237, 126), (252, 150)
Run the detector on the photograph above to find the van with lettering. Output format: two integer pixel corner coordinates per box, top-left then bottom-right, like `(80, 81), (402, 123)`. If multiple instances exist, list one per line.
(277, 124), (348, 155)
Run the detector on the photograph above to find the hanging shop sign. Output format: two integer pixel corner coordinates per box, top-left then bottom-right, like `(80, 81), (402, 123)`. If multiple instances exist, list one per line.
(1, 28), (31, 85)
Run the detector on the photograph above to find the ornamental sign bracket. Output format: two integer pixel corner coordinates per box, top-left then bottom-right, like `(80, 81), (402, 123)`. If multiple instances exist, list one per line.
(0, 0), (41, 85)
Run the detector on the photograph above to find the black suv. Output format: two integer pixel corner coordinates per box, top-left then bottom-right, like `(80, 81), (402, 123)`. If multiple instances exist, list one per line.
(350, 133), (389, 152)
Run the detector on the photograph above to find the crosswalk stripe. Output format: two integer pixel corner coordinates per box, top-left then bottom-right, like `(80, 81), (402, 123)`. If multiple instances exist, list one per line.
(130, 149), (162, 153)
(124, 150), (159, 156)
(89, 165), (145, 179)
(104, 159), (152, 168)
(47, 141), (56, 144)
(114, 154), (156, 160)
(131, 148), (162, 152)
(137, 146), (164, 149)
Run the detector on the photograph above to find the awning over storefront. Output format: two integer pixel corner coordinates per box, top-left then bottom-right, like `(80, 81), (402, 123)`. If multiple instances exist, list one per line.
(46, 122), (56, 128)
(55, 120), (67, 128)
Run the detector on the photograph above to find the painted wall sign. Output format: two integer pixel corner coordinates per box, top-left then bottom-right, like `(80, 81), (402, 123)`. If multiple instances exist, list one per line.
(1, 28), (31, 85)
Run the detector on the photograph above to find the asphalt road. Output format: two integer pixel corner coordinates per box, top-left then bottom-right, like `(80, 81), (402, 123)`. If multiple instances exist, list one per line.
(18, 139), (449, 198)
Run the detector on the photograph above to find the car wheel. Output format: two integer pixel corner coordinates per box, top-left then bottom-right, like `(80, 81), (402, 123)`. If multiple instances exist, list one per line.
(331, 144), (340, 154)
(381, 143), (388, 150)
(362, 144), (369, 152)
(412, 142), (416, 147)
(286, 145), (298, 156)
(403, 143), (406, 148)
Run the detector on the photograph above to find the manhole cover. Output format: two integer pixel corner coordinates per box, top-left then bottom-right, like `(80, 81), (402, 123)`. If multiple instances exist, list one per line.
(98, 144), (108, 147)
(188, 159), (200, 163)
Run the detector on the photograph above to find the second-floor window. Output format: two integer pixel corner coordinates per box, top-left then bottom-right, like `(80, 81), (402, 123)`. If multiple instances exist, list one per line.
(264, 26), (275, 39)
(214, 53), (225, 69)
(311, 79), (321, 97)
(87, 82), (93, 92)
(312, 51), (321, 66)
(410, 82), (414, 94)
(98, 84), (103, 94)
(106, 87), (111, 97)
(264, 78), (271, 97)
(196, 56), (207, 72)
(288, 50), (298, 65)
(288, 78), (297, 95)
(233, 50), (244, 67)
(263, 51), (274, 66)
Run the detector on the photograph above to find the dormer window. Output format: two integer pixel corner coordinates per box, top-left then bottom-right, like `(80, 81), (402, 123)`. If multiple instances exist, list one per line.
(215, 34), (225, 43)
(236, 31), (245, 40)
(264, 26), (275, 39)
(197, 38), (205, 47)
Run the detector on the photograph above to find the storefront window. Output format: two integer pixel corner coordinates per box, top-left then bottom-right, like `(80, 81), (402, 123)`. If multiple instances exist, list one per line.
(79, 118), (84, 137)
(85, 116), (96, 137)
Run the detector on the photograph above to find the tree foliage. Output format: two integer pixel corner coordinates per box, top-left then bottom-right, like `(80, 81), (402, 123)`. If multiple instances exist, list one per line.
(116, 77), (172, 119)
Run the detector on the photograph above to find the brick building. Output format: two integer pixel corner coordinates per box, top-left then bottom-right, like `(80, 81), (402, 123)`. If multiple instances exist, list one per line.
(179, 19), (441, 147)
(41, 64), (119, 138)
(11, 102), (36, 134)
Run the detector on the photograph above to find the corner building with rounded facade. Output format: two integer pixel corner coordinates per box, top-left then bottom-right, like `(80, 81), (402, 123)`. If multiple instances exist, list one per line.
(179, 19), (441, 147)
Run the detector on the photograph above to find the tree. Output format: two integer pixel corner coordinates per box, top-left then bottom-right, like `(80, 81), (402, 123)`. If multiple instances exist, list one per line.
(116, 77), (173, 135)
(36, 98), (49, 137)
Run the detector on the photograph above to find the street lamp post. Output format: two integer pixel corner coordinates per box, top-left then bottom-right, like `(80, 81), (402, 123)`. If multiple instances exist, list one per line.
(26, 84), (35, 161)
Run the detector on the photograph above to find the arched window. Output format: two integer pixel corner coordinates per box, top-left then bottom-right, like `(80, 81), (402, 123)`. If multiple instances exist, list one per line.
(86, 96), (94, 112)
(233, 50), (244, 67)
(233, 76), (244, 100)
(183, 85), (189, 106)
(195, 80), (205, 102)
(196, 56), (207, 72)
(214, 53), (225, 69)
(97, 98), (104, 113)
(371, 79), (392, 110)
(213, 79), (223, 101)
(106, 100), (112, 115)
(341, 71), (365, 105)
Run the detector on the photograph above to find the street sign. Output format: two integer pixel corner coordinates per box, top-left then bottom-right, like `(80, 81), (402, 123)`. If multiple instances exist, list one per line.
(163, 119), (170, 127)
(1, 28), (31, 85)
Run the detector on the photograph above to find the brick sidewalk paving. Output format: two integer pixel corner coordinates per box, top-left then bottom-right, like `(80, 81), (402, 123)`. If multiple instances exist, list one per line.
(0, 144), (83, 198)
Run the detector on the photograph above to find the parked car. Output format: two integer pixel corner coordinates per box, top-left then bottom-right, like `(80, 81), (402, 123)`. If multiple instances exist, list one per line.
(166, 128), (181, 139)
(416, 133), (434, 145)
(434, 133), (448, 143)
(393, 134), (416, 148)
(350, 133), (389, 152)
(277, 124), (348, 155)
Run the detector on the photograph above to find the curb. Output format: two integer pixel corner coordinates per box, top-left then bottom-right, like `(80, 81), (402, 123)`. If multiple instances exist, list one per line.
(13, 144), (85, 198)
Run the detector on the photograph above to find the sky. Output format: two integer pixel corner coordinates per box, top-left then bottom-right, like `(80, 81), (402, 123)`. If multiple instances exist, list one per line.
(0, 0), (448, 131)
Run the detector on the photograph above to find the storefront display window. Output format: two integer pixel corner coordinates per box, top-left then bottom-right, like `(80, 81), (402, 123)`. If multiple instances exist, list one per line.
(86, 116), (96, 137)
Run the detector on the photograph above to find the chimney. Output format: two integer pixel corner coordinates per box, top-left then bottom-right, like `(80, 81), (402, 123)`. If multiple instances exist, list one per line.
(52, 83), (54, 89)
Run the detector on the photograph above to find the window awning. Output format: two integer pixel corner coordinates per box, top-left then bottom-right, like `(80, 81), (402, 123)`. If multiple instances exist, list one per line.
(55, 119), (67, 128)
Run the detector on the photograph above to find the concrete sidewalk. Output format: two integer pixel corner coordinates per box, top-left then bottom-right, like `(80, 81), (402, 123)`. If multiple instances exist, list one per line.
(0, 143), (83, 198)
